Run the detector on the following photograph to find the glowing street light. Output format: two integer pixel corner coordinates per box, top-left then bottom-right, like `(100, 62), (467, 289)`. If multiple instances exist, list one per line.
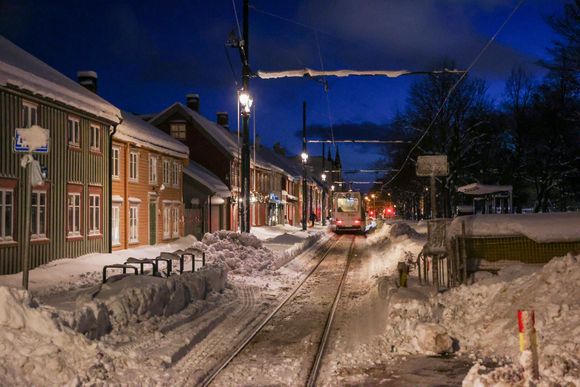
(330, 184), (335, 191)
(321, 173), (327, 182)
(300, 152), (308, 164)
(239, 91), (253, 114)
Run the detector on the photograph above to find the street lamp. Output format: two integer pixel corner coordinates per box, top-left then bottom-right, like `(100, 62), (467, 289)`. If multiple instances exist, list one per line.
(331, 185), (335, 191)
(321, 173), (326, 182)
(321, 173), (327, 226)
(239, 91), (253, 114)
(301, 151), (308, 164)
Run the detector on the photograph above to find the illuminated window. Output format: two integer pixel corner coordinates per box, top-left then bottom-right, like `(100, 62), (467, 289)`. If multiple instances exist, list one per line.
(172, 206), (179, 237)
(112, 205), (121, 246)
(129, 206), (139, 243)
(170, 123), (186, 139)
(90, 124), (101, 152)
(67, 192), (81, 236)
(88, 193), (101, 235)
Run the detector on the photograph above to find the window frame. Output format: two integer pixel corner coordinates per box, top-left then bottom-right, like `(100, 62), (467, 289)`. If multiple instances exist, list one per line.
(149, 155), (158, 184)
(0, 186), (15, 243)
(22, 100), (39, 128)
(88, 186), (102, 237)
(111, 204), (121, 246)
(66, 185), (83, 239)
(172, 206), (180, 238)
(31, 189), (48, 240)
(163, 205), (171, 239)
(89, 124), (101, 153)
(112, 146), (120, 179)
(67, 116), (81, 148)
(163, 159), (170, 185)
(129, 205), (139, 243)
(129, 151), (139, 182)
(170, 123), (186, 139)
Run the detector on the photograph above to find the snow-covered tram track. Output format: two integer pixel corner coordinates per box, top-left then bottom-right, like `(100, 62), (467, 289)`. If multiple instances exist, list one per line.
(200, 234), (357, 386)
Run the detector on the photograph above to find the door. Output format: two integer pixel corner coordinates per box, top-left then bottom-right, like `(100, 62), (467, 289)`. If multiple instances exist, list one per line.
(149, 201), (157, 245)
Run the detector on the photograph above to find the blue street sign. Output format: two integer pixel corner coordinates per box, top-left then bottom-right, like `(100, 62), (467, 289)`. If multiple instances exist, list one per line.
(14, 131), (49, 153)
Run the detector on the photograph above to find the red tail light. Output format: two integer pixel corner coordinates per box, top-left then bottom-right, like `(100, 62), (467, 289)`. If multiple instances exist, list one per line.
(337, 220), (343, 225)
(354, 219), (361, 224)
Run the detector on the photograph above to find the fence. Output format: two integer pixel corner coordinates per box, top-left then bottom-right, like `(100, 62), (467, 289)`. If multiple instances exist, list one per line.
(418, 218), (580, 290)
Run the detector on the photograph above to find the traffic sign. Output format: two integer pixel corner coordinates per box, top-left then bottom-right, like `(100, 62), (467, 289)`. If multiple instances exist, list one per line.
(14, 126), (50, 153)
(416, 155), (448, 177)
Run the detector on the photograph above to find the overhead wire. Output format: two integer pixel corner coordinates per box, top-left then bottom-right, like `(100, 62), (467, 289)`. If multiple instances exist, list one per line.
(380, 0), (526, 192)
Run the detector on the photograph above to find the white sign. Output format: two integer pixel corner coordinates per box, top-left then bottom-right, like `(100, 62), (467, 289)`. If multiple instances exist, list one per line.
(14, 125), (50, 153)
(416, 155), (449, 177)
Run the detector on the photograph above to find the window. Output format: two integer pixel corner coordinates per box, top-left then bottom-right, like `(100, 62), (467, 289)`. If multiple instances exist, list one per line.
(67, 116), (80, 147)
(31, 190), (47, 239)
(170, 123), (186, 139)
(163, 206), (171, 239)
(67, 192), (81, 236)
(22, 101), (38, 128)
(90, 124), (101, 152)
(149, 155), (158, 184)
(112, 146), (120, 179)
(163, 159), (170, 185)
(0, 189), (14, 242)
(112, 205), (121, 246)
(129, 151), (138, 181)
(172, 161), (180, 187)
(129, 206), (138, 243)
(88, 193), (101, 235)
(172, 206), (180, 237)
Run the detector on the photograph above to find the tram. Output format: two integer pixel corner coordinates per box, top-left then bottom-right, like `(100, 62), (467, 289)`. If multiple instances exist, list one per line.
(332, 191), (367, 233)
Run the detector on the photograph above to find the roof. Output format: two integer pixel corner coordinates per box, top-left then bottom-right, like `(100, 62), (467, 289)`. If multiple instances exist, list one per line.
(255, 146), (302, 179)
(184, 160), (231, 198)
(0, 36), (120, 123)
(458, 183), (513, 195)
(149, 102), (239, 156)
(115, 111), (189, 159)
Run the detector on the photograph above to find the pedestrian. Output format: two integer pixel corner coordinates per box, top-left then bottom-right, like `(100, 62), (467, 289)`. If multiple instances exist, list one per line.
(397, 261), (409, 288)
(309, 212), (316, 227)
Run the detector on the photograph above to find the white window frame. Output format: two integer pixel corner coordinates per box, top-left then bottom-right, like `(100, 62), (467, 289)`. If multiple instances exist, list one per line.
(163, 205), (171, 239)
(31, 190), (47, 239)
(111, 204), (121, 246)
(22, 100), (38, 128)
(112, 146), (120, 179)
(163, 159), (170, 185)
(68, 116), (80, 147)
(172, 206), (179, 237)
(90, 124), (101, 152)
(88, 193), (101, 235)
(129, 206), (139, 243)
(172, 161), (179, 187)
(149, 155), (158, 184)
(129, 151), (139, 182)
(0, 189), (14, 242)
(67, 192), (81, 236)
(170, 123), (186, 139)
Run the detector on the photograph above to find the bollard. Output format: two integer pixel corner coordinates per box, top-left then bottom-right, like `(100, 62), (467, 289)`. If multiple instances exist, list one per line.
(397, 261), (408, 288)
(517, 310), (540, 380)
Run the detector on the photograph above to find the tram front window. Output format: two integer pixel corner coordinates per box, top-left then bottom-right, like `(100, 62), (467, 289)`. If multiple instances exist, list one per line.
(337, 198), (359, 212)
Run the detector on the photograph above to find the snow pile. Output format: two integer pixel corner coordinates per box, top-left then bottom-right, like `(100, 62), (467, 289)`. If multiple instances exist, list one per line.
(270, 231), (325, 269)
(365, 222), (422, 247)
(448, 212), (580, 243)
(201, 231), (277, 274)
(382, 253), (580, 385)
(58, 265), (227, 337)
(0, 286), (130, 386)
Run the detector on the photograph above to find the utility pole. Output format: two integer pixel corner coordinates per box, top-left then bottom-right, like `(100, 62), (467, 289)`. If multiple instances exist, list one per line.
(321, 142), (326, 226)
(240, 0), (251, 233)
(302, 101), (308, 231)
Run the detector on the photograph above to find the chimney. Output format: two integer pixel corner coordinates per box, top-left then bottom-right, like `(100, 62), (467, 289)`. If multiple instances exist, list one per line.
(77, 70), (98, 94)
(216, 112), (229, 129)
(186, 93), (200, 112)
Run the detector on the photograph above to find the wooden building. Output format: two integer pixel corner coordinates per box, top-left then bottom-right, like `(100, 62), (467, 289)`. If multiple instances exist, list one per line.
(0, 37), (121, 274)
(111, 111), (189, 249)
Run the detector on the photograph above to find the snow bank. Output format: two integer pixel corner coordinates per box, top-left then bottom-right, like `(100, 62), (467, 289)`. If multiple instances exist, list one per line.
(448, 212), (580, 243)
(57, 265), (227, 338)
(382, 253), (580, 385)
(200, 230), (325, 275)
(365, 222), (422, 247)
(0, 286), (132, 386)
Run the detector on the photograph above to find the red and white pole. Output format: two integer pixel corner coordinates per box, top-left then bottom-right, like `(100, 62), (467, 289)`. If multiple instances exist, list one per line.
(517, 310), (539, 380)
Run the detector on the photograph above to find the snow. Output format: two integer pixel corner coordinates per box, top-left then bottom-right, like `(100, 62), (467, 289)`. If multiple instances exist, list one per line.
(184, 160), (231, 198)
(256, 67), (464, 79)
(115, 110), (189, 159)
(458, 183), (512, 195)
(448, 212), (580, 242)
(16, 125), (49, 151)
(0, 36), (121, 123)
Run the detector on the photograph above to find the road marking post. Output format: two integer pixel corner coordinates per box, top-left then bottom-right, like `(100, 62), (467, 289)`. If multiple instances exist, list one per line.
(517, 309), (539, 380)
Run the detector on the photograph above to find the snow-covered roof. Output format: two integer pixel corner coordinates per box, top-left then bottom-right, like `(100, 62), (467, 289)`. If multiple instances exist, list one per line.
(448, 212), (580, 243)
(150, 102), (239, 156)
(115, 111), (189, 159)
(184, 160), (231, 198)
(458, 183), (512, 195)
(255, 146), (302, 179)
(0, 36), (120, 123)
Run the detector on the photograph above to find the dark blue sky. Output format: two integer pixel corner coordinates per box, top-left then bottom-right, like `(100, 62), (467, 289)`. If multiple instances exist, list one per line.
(0, 0), (565, 189)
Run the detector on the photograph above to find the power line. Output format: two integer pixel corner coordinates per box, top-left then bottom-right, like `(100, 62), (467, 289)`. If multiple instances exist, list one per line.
(308, 139), (411, 144)
(231, 0), (242, 41)
(380, 0), (526, 192)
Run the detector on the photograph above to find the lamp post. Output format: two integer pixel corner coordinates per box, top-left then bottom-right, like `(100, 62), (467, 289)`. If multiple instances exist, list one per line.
(321, 173), (327, 226)
(239, 0), (251, 233)
(301, 101), (308, 231)
(371, 193), (376, 216)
